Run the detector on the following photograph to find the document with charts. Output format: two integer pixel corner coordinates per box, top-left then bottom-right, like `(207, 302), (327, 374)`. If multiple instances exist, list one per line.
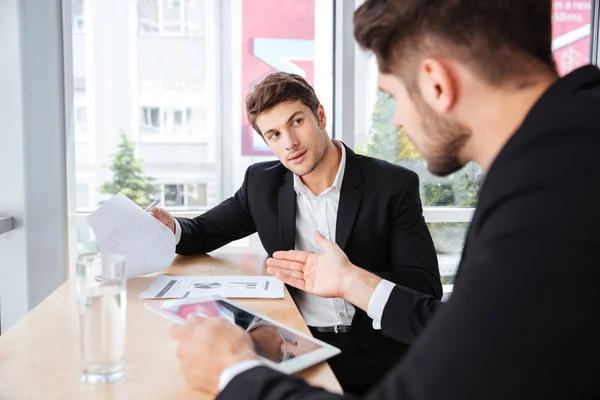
(140, 275), (285, 299)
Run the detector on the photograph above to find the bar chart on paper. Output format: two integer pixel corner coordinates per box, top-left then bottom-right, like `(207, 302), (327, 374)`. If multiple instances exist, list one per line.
(140, 275), (284, 299)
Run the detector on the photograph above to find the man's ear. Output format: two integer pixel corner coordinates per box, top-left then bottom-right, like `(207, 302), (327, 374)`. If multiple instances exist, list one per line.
(317, 104), (326, 128)
(417, 58), (457, 113)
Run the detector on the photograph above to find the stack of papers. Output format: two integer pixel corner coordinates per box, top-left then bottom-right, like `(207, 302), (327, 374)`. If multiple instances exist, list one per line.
(140, 275), (284, 299)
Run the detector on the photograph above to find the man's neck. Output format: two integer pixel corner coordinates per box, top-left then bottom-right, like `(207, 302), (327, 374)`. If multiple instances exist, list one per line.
(300, 140), (342, 195)
(461, 75), (557, 172)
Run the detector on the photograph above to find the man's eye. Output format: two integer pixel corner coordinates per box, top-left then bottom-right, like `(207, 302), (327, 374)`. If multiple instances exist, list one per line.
(292, 118), (303, 126)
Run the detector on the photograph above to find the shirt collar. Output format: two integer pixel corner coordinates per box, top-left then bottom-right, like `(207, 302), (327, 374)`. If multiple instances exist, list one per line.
(293, 140), (346, 196)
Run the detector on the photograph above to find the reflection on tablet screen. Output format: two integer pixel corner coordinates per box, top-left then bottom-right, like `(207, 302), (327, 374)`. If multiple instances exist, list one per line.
(161, 299), (323, 363)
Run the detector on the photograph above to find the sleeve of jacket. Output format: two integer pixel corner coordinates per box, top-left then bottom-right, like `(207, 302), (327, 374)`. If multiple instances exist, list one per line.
(175, 166), (257, 255)
(217, 367), (355, 400)
(379, 284), (443, 345)
(379, 171), (441, 299)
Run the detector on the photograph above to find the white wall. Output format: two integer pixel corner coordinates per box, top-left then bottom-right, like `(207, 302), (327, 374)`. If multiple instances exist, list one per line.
(0, 0), (69, 333)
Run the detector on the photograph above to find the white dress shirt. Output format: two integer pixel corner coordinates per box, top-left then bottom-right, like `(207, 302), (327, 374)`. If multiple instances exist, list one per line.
(291, 141), (356, 327)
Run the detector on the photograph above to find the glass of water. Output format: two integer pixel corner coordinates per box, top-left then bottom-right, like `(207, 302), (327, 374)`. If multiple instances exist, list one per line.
(76, 253), (127, 383)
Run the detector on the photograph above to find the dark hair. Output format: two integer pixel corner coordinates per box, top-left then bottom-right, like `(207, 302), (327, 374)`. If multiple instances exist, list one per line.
(246, 72), (320, 135)
(354, 0), (557, 85)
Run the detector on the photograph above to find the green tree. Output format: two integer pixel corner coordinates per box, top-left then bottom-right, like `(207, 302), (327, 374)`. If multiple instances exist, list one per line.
(357, 90), (420, 161)
(99, 132), (158, 206)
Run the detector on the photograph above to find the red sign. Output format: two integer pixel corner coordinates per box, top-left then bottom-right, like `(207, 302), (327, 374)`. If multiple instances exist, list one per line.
(240, 0), (316, 155)
(552, 0), (592, 76)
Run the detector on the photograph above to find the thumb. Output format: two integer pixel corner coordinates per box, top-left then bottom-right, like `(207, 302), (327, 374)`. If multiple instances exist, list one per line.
(281, 341), (298, 353)
(314, 231), (335, 250)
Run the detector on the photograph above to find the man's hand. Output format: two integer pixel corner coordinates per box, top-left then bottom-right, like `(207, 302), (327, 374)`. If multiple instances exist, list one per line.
(266, 231), (354, 298)
(148, 206), (176, 234)
(170, 317), (258, 395)
(281, 338), (320, 357)
(267, 231), (383, 311)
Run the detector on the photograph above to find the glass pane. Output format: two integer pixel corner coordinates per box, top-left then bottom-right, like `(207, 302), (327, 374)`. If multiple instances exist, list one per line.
(173, 109), (183, 127)
(354, 82), (484, 207)
(163, 0), (183, 33)
(185, 0), (203, 36)
(352, 0), (592, 268)
(164, 184), (185, 206)
(68, 0), (334, 262)
(76, 184), (90, 210)
(238, 0), (334, 159)
(138, 0), (160, 34)
(551, 0), (591, 76)
(72, 0), (85, 32)
(428, 222), (468, 285)
(354, 0), (592, 210)
(187, 183), (207, 207)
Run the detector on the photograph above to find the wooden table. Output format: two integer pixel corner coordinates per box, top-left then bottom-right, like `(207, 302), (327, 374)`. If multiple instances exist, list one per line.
(0, 252), (342, 399)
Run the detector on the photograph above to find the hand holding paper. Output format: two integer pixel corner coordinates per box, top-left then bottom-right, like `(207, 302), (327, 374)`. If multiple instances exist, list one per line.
(88, 193), (176, 278)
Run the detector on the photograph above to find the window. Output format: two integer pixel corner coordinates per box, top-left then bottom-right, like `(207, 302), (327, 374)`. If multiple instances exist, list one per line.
(187, 183), (207, 207)
(138, 0), (202, 36)
(552, 0), (592, 76)
(160, 183), (206, 208)
(75, 106), (87, 129)
(76, 184), (89, 210)
(67, 0), (334, 262)
(164, 184), (185, 206)
(141, 107), (161, 130)
(73, 87), (87, 134)
(72, 0), (85, 33)
(353, 0), (593, 285)
(139, 81), (207, 140)
(140, 107), (201, 134)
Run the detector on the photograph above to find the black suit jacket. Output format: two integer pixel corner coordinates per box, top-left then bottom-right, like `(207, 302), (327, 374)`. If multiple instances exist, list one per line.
(217, 67), (600, 400)
(176, 144), (441, 359)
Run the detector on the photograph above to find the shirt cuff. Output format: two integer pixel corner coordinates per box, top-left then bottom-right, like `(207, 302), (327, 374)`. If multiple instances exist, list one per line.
(218, 360), (263, 391)
(367, 279), (396, 330)
(174, 218), (182, 245)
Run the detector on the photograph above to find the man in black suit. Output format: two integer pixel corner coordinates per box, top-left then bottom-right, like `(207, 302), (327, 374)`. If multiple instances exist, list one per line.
(169, 0), (600, 398)
(151, 72), (441, 394)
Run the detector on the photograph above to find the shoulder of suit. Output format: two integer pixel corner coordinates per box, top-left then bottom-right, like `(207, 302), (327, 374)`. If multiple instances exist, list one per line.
(245, 160), (288, 179)
(355, 153), (418, 181)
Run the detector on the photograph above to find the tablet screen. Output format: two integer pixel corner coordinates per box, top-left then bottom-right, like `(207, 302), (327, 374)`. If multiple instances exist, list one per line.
(160, 299), (323, 363)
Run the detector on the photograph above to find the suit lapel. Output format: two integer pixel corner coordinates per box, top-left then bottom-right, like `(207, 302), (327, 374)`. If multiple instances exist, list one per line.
(336, 145), (363, 251)
(278, 171), (296, 251)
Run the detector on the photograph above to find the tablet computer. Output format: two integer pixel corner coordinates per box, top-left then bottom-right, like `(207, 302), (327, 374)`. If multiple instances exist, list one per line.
(145, 295), (341, 374)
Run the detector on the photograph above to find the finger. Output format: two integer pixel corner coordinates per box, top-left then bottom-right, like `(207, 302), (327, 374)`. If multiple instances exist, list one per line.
(275, 271), (307, 291)
(266, 266), (304, 279)
(149, 207), (165, 217)
(272, 250), (312, 263)
(266, 258), (306, 271)
(280, 342), (298, 353)
(170, 322), (192, 340)
(314, 231), (336, 250)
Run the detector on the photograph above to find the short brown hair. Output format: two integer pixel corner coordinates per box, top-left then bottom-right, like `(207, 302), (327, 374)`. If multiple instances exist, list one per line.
(246, 72), (320, 135)
(354, 0), (557, 85)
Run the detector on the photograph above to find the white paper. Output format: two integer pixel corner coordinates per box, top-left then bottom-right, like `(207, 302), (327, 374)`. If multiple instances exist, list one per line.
(87, 193), (176, 278)
(140, 275), (285, 299)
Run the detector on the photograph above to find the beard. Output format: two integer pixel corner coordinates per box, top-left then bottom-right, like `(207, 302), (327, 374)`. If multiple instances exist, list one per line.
(292, 128), (327, 177)
(412, 94), (471, 177)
